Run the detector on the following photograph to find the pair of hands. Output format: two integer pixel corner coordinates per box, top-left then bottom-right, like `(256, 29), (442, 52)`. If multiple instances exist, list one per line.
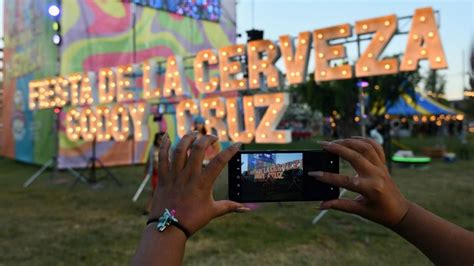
(151, 133), (409, 237)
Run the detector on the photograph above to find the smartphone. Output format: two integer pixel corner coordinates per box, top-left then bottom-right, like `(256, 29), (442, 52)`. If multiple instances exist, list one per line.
(228, 150), (339, 202)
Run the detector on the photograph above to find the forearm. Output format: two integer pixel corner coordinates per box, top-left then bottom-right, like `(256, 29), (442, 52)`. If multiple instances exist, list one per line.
(391, 202), (474, 265)
(131, 225), (186, 266)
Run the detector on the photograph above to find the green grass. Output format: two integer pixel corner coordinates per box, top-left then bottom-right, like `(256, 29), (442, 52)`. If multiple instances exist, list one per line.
(0, 136), (473, 265)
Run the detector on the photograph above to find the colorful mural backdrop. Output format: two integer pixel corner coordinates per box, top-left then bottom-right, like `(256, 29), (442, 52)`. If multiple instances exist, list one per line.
(2, 0), (58, 165)
(2, 0), (236, 168)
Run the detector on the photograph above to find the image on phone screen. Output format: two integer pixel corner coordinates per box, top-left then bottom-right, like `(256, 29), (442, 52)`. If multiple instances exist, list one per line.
(229, 150), (339, 202)
(240, 152), (304, 201)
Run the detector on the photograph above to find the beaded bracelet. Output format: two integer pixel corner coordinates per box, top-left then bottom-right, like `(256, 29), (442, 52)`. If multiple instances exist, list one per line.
(146, 209), (191, 238)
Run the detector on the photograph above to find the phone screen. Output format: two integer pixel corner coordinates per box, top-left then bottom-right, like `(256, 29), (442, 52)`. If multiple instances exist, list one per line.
(229, 150), (339, 202)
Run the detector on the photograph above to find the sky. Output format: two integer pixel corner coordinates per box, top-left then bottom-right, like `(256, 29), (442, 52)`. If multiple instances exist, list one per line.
(242, 152), (302, 171)
(0, 0), (472, 99)
(236, 0), (473, 100)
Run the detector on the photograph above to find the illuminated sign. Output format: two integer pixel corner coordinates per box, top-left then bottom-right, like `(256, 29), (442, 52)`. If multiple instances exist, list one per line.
(130, 0), (221, 22)
(28, 7), (447, 144)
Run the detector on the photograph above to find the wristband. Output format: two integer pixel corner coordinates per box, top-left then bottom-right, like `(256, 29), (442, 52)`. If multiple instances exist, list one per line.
(147, 209), (191, 238)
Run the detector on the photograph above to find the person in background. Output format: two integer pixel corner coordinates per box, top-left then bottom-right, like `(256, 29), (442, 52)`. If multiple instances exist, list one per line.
(193, 116), (220, 165)
(369, 123), (384, 145)
(132, 134), (474, 265)
(458, 121), (470, 160)
(143, 132), (166, 215)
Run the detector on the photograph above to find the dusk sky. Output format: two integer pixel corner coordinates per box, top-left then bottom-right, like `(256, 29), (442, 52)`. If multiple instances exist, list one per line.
(1, 0), (472, 100)
(241, 152), (302, 172)
(236, 0), (473, 100)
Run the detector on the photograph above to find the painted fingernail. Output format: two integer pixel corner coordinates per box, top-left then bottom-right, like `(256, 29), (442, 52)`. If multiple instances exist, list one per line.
(318, 205), (329, 210)
(308, 171), (323, 178)
(317, 141), (331, 146)
(232, 142), (242, 149)
(235, 207), (251, 213)
(319, 202), (330, 210)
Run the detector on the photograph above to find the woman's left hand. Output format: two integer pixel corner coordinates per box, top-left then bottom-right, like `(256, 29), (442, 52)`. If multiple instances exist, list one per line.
(149, 131), (249, 236)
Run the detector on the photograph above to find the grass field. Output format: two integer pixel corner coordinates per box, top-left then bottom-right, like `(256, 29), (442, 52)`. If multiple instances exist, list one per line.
(0, 136), (473, 265)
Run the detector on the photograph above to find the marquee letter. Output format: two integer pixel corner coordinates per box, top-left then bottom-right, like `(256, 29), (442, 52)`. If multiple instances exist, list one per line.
(28, 79), (50, 109)
(129, 102), (149, 141)
(200, 97), (228, 141)
(247, 40), (281, 89)
(142, 61), (162, 99)
(96, 105), (112, 142)
(110, 104), (130, 141)
(79, 73), (95, 105)
(400, 7), (448, 71)
(176, 99), (200, 138)
(219, 44), (247, 91)
(226, 96), (256, 143)
(314, 24), (353, 81)
(163, 56), (189, 97)
(279, 31), (312, 85)
(355, 14), (398, 77)
(98, 68), (117, 103)
(194, 49), (219, 93)
(79, 107), (97, 141)
(65, 108), (81, 141)
(117, 65), (135, 102)
(254, 92), (291, 143)
(53, 78), (69, 107)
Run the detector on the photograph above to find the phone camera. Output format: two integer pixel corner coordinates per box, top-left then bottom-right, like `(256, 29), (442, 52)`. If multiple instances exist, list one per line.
(330, 160), (333, 164)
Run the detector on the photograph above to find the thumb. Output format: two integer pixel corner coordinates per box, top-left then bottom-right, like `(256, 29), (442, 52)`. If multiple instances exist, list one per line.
(320, 199), (363, 215)
(213, 200), (249, 218)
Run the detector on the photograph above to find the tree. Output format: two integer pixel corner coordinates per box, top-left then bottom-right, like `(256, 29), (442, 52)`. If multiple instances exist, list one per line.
(424, 69), (446, 99)
(291, 75), (359, 137)
(291, 67), (421, 137)
(365, 70), (422, 116)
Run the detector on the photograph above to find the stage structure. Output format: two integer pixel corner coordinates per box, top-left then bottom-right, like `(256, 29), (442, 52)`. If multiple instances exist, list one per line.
(2, 0), (237, 168)
(2, 2), (449, 169)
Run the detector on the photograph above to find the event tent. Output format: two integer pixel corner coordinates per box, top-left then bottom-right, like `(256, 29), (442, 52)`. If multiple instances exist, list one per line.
(358, 92), (461, 117)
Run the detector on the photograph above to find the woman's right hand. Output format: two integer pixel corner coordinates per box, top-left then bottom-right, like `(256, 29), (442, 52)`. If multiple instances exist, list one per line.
(309, 137), (410, 227)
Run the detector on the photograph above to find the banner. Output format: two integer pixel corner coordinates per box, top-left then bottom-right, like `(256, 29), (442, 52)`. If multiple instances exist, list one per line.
(57, 0), (236, 168)
(2, 0), (58, 165)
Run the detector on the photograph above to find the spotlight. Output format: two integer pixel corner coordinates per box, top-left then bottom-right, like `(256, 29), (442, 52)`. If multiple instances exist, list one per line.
(246, 29), (264, 42)
(48, 5), (60, 17)
(52, 34), (61, 45)
(357, 80), (369, 88)
(52, 21), (60, 31)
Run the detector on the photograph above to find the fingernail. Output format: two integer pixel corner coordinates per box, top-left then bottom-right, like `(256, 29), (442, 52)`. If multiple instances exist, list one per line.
(351, 136), (365, 139)
(319, 202), (330, 210)
(308, 171), (323, 178)
(317, 141), (331, 146)
(235, 207), (251, 213)
(232, 142), (242, 149)
(332, 139), (344, 143)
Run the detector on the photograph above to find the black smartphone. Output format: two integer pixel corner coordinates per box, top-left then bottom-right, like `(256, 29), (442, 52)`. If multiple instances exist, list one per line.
(228, 150), (339, 202)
